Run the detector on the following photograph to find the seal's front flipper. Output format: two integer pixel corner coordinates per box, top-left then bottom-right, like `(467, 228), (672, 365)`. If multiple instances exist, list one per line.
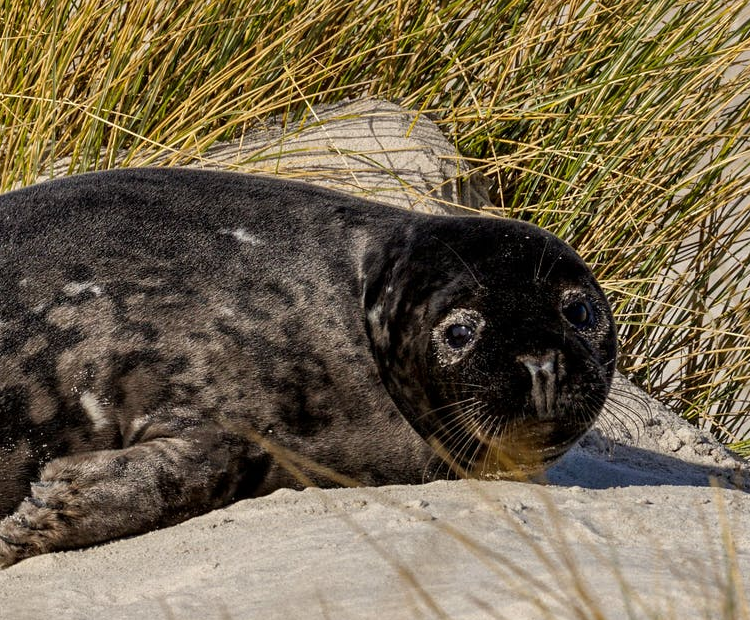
(0, 427), (264, 567)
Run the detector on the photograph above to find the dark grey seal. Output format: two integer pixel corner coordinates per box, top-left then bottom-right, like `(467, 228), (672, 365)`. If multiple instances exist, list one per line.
(0, 168), (616, 566)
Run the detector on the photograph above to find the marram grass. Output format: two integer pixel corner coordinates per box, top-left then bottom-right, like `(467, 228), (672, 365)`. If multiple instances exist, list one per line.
(1, 0), (750, 453)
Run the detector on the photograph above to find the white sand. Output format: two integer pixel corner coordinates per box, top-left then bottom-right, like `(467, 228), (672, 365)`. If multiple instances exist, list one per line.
(3, 100), (748, 619)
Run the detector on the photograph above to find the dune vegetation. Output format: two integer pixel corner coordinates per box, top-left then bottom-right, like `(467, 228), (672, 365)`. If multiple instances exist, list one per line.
(1, 0), (749, 453)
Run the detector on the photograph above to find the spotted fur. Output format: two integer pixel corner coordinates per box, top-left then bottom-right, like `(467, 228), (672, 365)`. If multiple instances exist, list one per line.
(0, 168), (616, 566)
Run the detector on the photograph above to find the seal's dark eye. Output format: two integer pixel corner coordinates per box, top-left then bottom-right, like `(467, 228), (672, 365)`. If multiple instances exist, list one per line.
(563, 299), (595, 329)
(445, 324), (474, 349)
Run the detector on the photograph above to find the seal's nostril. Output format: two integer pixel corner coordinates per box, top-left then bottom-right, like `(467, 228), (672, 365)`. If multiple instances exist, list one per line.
(519, 351), (557, 378)
(522, 358), (555, 377)
(518, 352), (559, 420)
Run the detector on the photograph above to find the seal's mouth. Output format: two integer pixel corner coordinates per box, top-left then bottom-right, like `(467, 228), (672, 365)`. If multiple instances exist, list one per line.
(434, 413), (591, 480)
(466, 428), (581, 480)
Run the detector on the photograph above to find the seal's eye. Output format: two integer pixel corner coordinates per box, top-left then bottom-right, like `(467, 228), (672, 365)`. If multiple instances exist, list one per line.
(433, 309), (484, 364)
(445, 324), (474, 349)
(563, 299), (595, 329)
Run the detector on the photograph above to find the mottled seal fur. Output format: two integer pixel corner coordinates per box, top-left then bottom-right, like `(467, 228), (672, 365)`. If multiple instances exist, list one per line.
(0, 168), (616, 566)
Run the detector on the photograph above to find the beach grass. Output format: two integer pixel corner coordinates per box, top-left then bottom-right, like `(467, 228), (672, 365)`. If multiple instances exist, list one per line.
(1, 0), (749, 453)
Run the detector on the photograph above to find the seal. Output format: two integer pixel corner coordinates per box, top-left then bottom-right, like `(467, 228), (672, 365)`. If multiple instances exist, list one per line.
(0, 168), (616, 566)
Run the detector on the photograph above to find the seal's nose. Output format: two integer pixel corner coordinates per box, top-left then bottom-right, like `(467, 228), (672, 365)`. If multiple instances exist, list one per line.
(518, 351), (560, 420)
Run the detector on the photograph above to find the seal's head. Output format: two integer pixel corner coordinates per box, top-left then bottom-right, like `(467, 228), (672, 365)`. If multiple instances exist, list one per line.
(364, 215), (617, 479)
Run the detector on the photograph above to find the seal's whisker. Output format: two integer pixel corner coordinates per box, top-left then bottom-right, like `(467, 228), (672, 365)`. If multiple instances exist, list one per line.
(465, 407), (495, 475)
(534, 237), (549, 282)
(577, 392), (607, 424)
(432, 236), (484, 291)
(606, 388), (651, 423)
(436, 405), (483, 452)
(440, 401), (503, 478)
(602, 395), (647, 432)
(541, 251), (565, 283)
(450, 382), (490, 390)
(411, 397), (481, 426)
(434, 402), (486, 477)
(448, 383), (491, 399)
(479, 417), (504, 476)
(454, 424), (484, 477)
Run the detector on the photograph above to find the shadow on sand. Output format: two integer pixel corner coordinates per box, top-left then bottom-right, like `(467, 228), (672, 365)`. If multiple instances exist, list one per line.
(547, 440), (749, 491)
